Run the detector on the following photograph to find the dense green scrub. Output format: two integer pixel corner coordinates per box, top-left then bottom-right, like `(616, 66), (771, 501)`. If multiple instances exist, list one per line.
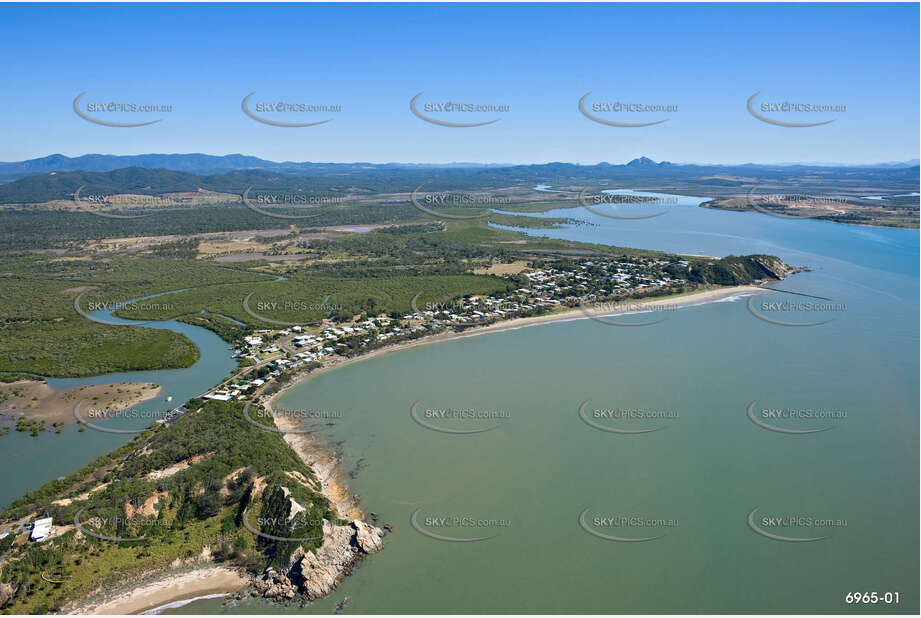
(0, 203), (428, 250)
(0, 202), (570, 251)
(115, 273), (516, 329)
(0, 257), (271, 377)
(0, 219), (644, 375)
(0, 400), (332, 614)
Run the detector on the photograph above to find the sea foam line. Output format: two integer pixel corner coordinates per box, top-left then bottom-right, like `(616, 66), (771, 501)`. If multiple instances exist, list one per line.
(141, 593), (229, 615)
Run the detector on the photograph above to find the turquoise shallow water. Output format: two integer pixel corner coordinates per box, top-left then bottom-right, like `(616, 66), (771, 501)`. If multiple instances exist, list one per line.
(171, 200), (918, 614)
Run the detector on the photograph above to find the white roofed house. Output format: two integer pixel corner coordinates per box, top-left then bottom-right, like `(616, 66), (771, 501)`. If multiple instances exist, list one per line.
(30, 517), (54, 542)
(204, 390), (233, 401)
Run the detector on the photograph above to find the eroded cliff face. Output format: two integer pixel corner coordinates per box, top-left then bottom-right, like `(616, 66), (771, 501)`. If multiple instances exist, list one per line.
(251, 519), (384, 602)
(689, 254), (802, 286)
(744, 255), (801, 280)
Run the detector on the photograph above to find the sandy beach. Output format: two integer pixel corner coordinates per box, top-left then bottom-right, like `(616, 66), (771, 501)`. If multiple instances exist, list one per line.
(260, 283), (762, 516)
(268, 284), (762, 390)
(67, 566), (248, 615)
(62, 284), (761, 614)
(0, 381), (162, 425)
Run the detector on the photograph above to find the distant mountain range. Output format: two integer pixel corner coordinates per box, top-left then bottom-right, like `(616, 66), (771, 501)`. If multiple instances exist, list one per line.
(764, 159), (920, 168)
(0, 154), (916, 204)
(0, 153), (918, 182)
(0, 154), (519, 182)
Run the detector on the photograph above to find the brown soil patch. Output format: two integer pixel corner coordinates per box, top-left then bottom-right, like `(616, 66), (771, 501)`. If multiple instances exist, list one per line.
(474, 260), (529, 275)
(0, 381), (161, 425)
(126, 491), (168, 518)
(146, 453), (211, 480)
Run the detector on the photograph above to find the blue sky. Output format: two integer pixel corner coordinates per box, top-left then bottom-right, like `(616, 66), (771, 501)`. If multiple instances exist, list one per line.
(0, 2), (918, 164)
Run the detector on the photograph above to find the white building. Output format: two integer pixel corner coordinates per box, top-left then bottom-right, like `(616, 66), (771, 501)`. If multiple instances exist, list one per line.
(30, 517), (53, 542)
(205, 391), (233, 401)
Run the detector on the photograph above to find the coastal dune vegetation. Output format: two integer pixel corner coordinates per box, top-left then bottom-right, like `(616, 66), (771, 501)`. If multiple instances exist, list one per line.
(0, 400), (337, 614)
(0, 160), (828, 613)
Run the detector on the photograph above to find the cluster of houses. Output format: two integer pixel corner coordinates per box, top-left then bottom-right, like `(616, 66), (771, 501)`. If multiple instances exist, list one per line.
(204, 377), (267, 402)
(0, 258), (699, 558)
(407, 257), (689, 325)
(522, 257), (689, 300)
(198, 256), (691, 403)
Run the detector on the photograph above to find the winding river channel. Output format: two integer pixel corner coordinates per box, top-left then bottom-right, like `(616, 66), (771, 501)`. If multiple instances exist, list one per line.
(2, 191), (917, 613)
(175, 192), (918, 614)
(0, 292), (238, 508)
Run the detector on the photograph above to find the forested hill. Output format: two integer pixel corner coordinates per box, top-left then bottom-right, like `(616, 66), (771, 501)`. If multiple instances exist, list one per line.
(0, 157), (917, 203)
(0, 400), (349, 613)
(0, 153), (513, 180)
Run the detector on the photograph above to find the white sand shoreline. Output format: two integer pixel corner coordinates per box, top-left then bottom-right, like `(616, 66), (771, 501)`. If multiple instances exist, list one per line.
(267, 284), (763, 396)
(63, 284), (765, 614)
(140, 592), (229, 615)
(66, 566), (248, 615)
(260, 283), (763, 520)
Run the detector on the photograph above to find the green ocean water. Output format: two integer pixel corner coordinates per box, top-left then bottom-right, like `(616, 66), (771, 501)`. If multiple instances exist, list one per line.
(170, 201), (918, 614)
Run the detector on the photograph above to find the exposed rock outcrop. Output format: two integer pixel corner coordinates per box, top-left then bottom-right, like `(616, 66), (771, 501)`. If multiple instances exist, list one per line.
(353, 520), (383, 554)
(251, 519), (384, 602)
(0, 582), (16, 607)
(689, 254), (802, 286)
(745, 255), (801, 280)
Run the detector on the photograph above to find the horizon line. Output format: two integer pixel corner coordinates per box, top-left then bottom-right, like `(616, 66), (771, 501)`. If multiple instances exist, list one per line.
(3, 152), (919, 169)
